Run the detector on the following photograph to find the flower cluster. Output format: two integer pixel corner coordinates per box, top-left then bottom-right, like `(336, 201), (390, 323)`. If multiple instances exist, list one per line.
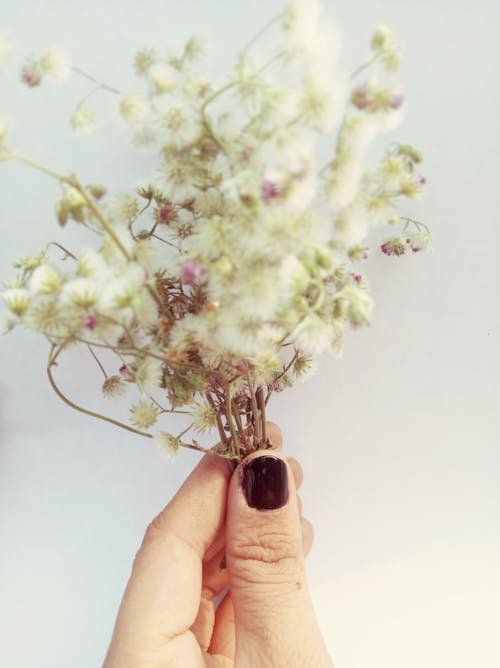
(0, 0), (429, 462)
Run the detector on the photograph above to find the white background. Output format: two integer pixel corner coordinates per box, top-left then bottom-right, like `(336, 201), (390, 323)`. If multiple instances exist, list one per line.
(1, 1), (499, 667)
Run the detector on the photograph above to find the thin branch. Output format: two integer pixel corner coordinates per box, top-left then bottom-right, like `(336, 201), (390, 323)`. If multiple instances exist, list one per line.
(224, 383), (240, 460)
(243, 365), (261, 444)
(72, 66), (121, 94)
(47, 345), (153, 439)
(87, 344), (108, 378)
(45, 241), (78, 261)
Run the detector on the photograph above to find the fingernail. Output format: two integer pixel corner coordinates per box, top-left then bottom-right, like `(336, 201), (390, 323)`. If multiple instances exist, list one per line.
(242, 455), (289, 510)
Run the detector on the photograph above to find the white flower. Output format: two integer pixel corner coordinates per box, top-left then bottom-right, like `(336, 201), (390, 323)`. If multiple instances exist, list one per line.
(119, 93), (150, 125)
(39, 46), (72, 83)
(1, 288), (31, 316)
(29, 264), (62, 294)
(293, 313), (332, 355)
(335, 284), (373, 327)
(148, 62), (177, 93)
(62, 278), (100, 307)
(76, 250), (109, 279)
(326, 115), (379, 209)
(130, 401), (159, 429)
(135, 358), (164, 394)
(191, 401), (217, 433)
(279, 255), (310, 297)
(153, 93), (203, 147)
(70, 108), (99, 136)
(334, 202), (369, 246)
(153, 432), (180, 461)
(106, 193), (139, 223)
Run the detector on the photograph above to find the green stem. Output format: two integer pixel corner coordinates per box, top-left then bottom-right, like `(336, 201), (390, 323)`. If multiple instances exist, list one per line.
(72, 66), (121, 94)
(47, 344), (153, 439)
(350, 53), (381, 80)
(206, 392), (229, 450)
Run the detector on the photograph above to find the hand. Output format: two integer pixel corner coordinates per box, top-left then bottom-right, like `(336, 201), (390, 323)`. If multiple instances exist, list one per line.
(103, 423), (333, 667)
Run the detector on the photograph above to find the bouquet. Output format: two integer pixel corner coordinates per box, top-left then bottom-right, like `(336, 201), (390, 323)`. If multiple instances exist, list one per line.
(0, 0), (429, 463)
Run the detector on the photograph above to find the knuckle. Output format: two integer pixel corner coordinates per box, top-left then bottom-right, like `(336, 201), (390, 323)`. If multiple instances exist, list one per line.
(227, 527), (303, 583)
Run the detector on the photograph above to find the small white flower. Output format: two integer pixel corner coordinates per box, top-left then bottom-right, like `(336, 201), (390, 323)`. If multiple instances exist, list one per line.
(29, 264), (62, 294)
(148, 62), (177, 93)
(153, 432), (180, 461)
(119, 93), (150, 125)
(106, 193), (139, 223)
(39, 46), (72, 83)
(130, 401), (159, 429)
(1, 288), (32, 316)
(334, 203), (369, 246)
(191, 401), (217, 433)
(293, 314), (332, 355)
(135, 358), (164, 394)
(70, 108), (99, 136)
(153, 93), (203, 147)
(76, 250), (109, 279)
(279, 255), (310, 297)
(62, 278), (100, 307)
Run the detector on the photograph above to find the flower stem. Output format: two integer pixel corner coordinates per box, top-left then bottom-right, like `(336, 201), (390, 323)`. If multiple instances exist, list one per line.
(72, 66), (121, 94)
(224, 383), (240, 459)
(47, 344), (153, 438)
(87, 344), (108, 378)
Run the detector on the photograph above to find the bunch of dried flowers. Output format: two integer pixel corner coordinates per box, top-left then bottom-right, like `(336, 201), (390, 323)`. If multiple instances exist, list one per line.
(0, 0), (429, 462)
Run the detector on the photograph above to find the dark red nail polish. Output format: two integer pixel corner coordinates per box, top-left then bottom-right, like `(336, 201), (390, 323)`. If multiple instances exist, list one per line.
(242, 455), (289, 510)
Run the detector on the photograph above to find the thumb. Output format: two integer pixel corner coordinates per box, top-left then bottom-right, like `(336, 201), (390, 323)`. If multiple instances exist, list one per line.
(225, 452), (332, 668)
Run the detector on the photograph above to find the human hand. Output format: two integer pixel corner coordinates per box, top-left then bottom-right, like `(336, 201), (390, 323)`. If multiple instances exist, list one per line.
(103, 423), (333, 667)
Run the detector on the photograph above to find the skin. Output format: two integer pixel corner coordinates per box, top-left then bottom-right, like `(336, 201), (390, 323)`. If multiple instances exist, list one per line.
(103, 423), (333, 667)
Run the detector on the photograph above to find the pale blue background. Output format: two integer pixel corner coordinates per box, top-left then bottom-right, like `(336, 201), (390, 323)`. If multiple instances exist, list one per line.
(0, 2), (499, 667)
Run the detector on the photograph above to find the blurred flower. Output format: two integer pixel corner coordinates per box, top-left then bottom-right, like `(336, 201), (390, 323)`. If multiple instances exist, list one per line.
(39, 46), (72, 83)
(70, 108), (99, 135)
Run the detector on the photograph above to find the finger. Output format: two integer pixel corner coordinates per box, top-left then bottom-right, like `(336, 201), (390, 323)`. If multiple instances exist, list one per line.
(190, 544), (230, 651)
(104, 453), (232, 664)
(225, 451), (330, 666)
(301, 516), (314, 557)
(297, 493), (303, 515)
(208, 591), (235, 660)
(287, 456), (304, 489)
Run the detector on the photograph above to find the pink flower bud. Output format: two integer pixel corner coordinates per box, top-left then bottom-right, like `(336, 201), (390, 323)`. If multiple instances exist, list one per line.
(260, 179), (281, 203)
(350, 273), (363, 284)
(235, 364), (246, 375)
(159, 202), (175, 223)
(180, 258), (207, 285)
(20, 61), (42, 88)
(351, 85), (372, 110)
(381, 238), (406, 256)
(119, 364), (128, 376)
(389, 92), (405, 109)
(82, 313), (97, 330)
